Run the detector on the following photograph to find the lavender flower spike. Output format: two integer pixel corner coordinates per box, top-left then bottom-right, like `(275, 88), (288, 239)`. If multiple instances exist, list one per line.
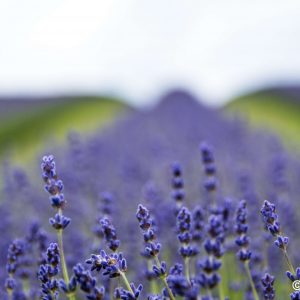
(261, 273), (275, 300)
(261, 200), (295, 274)
(171, 162), (185, 213)
(41, 155), (75, 300)
(136, 204), (175, 300)
(235, 200), (252, 262)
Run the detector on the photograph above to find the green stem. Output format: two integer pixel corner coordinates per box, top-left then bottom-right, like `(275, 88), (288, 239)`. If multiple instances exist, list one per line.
(184, 257), (190, 284)
(205, 288), (212, 299)
(21, 278), (30, 297)
(57, 229), (70, 283)
(218, 282), (225, 300)
(57, 229), (76, 300)
(244, 261), (259, 300)
(148, 260), (158, 294)
(154, 256), (176, 300)
(120, 271), (134, 294)
(283, 249), (295, 274)
(7, 290), (12, 300)
(161, 276), (176, 300)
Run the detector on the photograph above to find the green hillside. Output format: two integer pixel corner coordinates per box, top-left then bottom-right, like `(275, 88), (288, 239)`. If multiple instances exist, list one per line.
(0, 96), (129, 163)
(225, 90), (300, 150)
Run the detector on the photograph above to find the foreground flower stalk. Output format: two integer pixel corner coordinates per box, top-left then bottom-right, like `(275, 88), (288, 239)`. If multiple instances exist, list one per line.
(235, 200), (259, 300)
(41, 155), (75, 300)
(261, 200), (295, 273)
(261, 200), (299, 299)
(136, 204), (176, 300)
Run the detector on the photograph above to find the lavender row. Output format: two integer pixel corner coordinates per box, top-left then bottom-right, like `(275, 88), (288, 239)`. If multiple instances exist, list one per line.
(1, 91), (300, 299)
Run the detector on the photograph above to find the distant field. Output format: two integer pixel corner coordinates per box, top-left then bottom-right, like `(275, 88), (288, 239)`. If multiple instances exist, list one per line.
(0, 96), (129, 163)
(225, 89), (300, 150)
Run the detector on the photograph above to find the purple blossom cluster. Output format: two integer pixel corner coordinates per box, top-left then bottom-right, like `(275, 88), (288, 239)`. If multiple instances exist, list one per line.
(1, 91), (300, 299)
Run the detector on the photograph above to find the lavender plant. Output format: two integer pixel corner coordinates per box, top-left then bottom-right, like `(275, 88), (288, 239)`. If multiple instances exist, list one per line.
(235, 200), (259, 300)
(41, 155), (75, 300)
(2, 93), (300, 299)
(261, 273), (275, 300)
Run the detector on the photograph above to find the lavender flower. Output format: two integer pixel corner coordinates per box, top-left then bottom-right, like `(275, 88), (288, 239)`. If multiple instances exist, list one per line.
(200, 142), (217, 194)
(197, 214), (223, 291)
(38, 243), (60, 300)
(41, 155), (66, 210)
(235, 200), (251, 261)
(177, 207), (198, 258)
(291, 292), (300, 300)
(73, 263), (104, 299)
(261, 200), (295, 275)
(261, 273), (275, 300)
(114, 283), (143, 300)
(86, 250), (126, 277)
(86, 250), (142, 299)
(191, 206), (205, 242)
(100, 217), (120, 252)
(166, 263), (200, 299)
(26, 222), (48, 265)
(136, 204), (161, 258)
(41, 155), (75, 300)
(100, 192), (114, 217)
(41, 155), (71, 230)
(136, 204), (175, 300)
(5, 239), (25, 296)
(261, 200), (289, 250)
(171, 162), (185, 212)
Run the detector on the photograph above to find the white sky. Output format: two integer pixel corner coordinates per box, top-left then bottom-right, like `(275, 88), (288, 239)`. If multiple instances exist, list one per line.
(0, 0), (300, 106)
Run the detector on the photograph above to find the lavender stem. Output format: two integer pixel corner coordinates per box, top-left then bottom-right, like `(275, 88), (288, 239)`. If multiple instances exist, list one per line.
(154, 256), (176, 300)
(244, 261), (259, 300)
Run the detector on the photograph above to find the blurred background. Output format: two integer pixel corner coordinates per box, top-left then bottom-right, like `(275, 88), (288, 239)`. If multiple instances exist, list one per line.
(1, 0), (300, 161)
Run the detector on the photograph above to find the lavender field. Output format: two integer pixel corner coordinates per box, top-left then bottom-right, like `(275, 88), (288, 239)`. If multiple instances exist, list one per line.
(2, 91), (300, 299)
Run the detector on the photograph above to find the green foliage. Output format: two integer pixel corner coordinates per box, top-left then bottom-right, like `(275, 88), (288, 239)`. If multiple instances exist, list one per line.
(0, 97), (129, 162)
(225, 92), (300, 150)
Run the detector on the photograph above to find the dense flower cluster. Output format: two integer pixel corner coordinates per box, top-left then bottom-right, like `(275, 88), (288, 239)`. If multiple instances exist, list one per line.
(2, 93), (300, 299)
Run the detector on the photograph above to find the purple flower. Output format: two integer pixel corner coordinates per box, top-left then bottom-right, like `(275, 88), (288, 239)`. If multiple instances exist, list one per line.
(136, 204), (161, 258)
(86, 250), (127, 278)
(261, 200), (289, 250)
(114, 283), (143, 300)
(99, 217), (120, 252)
(200, 142), (217, 193)
(73, 263), (104, 298)
(38, 243), (61, 299)
(235, 200), (252, 261)
(177, 207), (198, 258)
(41, 155), (66, 209)
(171, 162), (185, 212)
(49, 213), (71, 230)
(261, 273), (275, 300)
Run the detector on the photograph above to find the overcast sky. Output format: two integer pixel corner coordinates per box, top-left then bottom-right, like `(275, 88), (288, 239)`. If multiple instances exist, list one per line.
(0, 0), (300, 106)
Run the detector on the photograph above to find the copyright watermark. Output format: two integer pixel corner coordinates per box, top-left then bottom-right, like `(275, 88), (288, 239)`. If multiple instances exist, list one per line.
(292, 280), (300, 291)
